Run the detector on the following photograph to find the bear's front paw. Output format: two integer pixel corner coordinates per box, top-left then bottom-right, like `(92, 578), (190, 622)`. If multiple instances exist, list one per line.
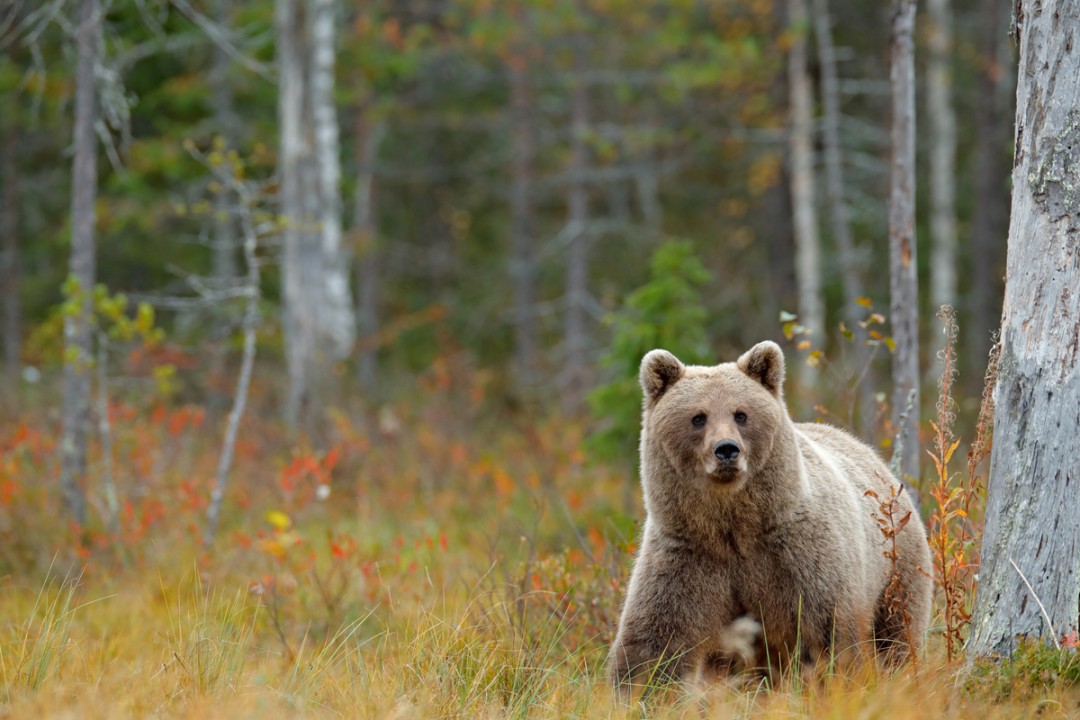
(716, 615), (761, 667)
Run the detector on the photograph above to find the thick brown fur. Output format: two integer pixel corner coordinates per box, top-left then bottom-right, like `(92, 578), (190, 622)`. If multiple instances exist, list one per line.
(609, 342), (932, 692)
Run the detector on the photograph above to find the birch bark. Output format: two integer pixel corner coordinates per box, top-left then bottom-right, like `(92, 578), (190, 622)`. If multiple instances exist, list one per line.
(888, 0), (920, 486)
(786, 0), (823, 386)
(278, 0), (354, 430)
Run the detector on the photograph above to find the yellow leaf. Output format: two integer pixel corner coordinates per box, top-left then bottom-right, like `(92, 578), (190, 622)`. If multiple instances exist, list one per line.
(266, 510), (291, 530)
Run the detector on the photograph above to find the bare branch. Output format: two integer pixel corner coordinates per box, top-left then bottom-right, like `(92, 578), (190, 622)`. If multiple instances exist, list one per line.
(169, 0), (274, 80)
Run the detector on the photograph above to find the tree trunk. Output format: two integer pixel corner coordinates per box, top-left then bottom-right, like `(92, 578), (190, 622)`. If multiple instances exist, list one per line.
(2, 125), (19, 390)
(310, 0), (354, 358)
(888, 0), (920, 487)
(60, 0), (99, 524)
(967, 0), (1080, 658)
(204, 175), (261, 548)
(205, 0), (237, 413)
(278, 0), (354, 431)
(812, 0), (878, 435)
(509, 57), (538, 389)
(968, 0), (1013, 376)
(811, 0), (863, 312)
(786, 0), (823, 385)
(278, 0), (314, 429)
(563, 37), (590, 413)
(927, 0), (957, 321)
(353, 114), (385, 394)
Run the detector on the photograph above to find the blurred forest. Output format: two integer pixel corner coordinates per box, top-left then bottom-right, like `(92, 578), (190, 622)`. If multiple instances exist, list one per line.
(1, 0), (1013, 424)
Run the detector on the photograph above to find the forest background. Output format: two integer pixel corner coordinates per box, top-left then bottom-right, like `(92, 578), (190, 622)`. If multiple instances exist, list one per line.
(4, 0), (1072, 718)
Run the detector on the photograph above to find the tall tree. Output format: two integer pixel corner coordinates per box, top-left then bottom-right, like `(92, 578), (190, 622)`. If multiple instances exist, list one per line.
(887, 0), (919, 487)
(277, 0), (355, 430)
(1, 125), (18, 390)
(927, 0), (957, 319)
(967, 0), (1080, 658)
(60, 0), (99, 524)
(786, 0), (823, 383)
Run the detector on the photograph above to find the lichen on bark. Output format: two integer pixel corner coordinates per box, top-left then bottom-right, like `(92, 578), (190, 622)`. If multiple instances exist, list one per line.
(1029, 109), (1080, 232)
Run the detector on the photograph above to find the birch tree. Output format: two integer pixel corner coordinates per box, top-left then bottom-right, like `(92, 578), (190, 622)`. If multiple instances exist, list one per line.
(967, 0), (1080, 658)
(888, 0), (919, 486)
(277, 0), (355, 430)
(786, 0), (822, 385)
(60, 0), (99, 524)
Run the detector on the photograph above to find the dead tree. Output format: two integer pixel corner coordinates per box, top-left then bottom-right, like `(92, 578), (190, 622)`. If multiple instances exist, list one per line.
(967, 0), (1080, 658)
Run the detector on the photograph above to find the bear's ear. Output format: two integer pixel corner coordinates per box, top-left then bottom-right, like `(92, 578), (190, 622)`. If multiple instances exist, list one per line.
(737, 341), (785, 399)
(640, 349), (685, 403)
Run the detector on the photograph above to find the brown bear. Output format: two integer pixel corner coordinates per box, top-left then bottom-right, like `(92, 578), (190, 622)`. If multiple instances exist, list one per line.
(609, 341), (932, 691)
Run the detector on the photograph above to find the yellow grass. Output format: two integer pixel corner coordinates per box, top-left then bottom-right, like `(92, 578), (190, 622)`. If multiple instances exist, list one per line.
(0, 393), (1077, 718)
(1, 566), (1076, 719)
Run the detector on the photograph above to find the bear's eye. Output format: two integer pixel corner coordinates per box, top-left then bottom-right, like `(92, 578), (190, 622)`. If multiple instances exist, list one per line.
(734, 411), (748, 426)
(691, 413), (707, 428)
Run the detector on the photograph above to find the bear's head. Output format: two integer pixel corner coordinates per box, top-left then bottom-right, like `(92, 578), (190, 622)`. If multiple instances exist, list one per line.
(638, 341), (789, 496)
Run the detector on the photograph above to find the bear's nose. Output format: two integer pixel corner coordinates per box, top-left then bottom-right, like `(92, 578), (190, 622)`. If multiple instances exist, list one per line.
(713, 441), (740, 461)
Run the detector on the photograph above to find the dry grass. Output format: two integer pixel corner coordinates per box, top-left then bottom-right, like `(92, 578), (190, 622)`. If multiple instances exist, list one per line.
(0, 363), (1077, 718)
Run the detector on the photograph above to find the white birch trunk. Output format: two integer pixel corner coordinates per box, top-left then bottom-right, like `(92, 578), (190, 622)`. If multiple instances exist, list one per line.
(278, 0), (353, 429)
(888, 0), (920, 486)
(311, 0), (354, 359)
(786, 0), (823, 384)
(278, 0), (312, 429)
(967, 0), (1080, 658)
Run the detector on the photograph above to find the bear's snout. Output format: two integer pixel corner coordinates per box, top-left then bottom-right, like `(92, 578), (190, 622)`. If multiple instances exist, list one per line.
(713, 440), (741, 462)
